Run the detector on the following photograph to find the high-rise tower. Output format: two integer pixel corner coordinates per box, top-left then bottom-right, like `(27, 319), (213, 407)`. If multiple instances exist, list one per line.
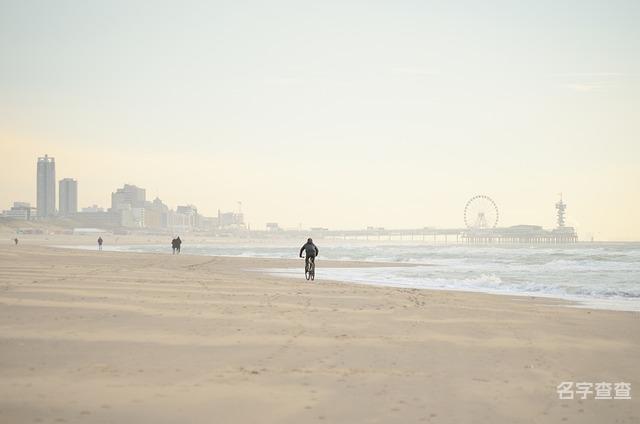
(37, 154), (56, 218)
(59, 178), (78, 216)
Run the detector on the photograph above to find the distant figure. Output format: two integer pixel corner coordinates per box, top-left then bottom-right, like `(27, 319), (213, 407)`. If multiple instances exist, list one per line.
(171, 238), (177, 254)
(299, 237), (319, 270)
(175, 236), (182, 254)
(13, 238), (18, 246)
(97, 236), (103, 251)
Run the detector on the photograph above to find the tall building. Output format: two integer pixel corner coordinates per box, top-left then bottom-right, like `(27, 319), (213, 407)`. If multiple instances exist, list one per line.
(111, 184), (146, 210)
(148, 197), (169, 229)
(59, 178), (78, 216)
(36, 154), (56, 218)
(110, 184), (147, 228)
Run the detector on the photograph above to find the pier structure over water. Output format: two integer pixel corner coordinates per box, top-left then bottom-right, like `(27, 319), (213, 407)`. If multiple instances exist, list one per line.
(460, 225), (578, 244)
(310, 225), (577, 244)
(318, 227), (463, 242)
(308, 194), (578, 244)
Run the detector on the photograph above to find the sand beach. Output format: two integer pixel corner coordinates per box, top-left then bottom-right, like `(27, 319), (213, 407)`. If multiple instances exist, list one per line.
(0, 244), (638, 423)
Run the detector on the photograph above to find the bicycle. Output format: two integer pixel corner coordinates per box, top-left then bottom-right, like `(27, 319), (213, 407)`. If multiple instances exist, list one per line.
(304, 256), (315, 281)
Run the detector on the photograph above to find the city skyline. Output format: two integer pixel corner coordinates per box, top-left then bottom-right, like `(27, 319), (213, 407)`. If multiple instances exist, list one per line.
(1, 1), (639, 240)
(11, 154), (247, 232)
(0, 153), (594, 240)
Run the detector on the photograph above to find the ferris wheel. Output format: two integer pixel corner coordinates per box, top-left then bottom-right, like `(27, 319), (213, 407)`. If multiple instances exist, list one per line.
(464, 195), (499, 229)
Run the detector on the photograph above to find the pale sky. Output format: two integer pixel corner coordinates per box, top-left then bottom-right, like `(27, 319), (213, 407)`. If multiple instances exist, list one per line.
(1, 0), (639, 240)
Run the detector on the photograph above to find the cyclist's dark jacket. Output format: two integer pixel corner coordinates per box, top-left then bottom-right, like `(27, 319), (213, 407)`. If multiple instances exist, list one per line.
(300, 242), (319, 258)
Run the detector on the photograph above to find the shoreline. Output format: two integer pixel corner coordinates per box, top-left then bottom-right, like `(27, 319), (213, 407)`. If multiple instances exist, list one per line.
(52, 243), (640, 313)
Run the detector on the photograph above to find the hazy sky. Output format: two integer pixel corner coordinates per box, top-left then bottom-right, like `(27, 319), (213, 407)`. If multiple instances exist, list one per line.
(1, 0), (639, 239)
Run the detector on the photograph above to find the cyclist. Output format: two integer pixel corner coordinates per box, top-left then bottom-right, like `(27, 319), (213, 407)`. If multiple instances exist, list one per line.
(299, 238), (319, 272)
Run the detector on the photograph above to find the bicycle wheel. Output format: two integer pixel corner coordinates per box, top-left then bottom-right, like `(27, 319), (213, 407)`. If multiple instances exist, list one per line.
(310, 261), (315, 281)
(305, 259), (311, 280)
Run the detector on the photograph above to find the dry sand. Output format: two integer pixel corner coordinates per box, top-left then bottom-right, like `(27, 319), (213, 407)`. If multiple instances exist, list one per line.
(0, 245), (638, 423)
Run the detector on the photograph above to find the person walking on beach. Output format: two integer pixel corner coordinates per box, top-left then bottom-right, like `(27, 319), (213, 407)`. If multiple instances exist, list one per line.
(97, 236), (103, 251)
(299, 238), (319, 272)
(13, 238), (18, 246)
(175, 236), (182, 254)
(171, 238), (177, 254)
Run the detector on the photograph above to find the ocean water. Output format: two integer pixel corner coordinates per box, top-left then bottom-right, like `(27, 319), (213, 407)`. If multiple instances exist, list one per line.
(63, 242), (640, 312)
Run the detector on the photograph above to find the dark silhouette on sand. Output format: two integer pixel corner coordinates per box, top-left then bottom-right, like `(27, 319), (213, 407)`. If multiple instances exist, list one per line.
(172, 237), (182, 254)
(299, 238), (319, 272)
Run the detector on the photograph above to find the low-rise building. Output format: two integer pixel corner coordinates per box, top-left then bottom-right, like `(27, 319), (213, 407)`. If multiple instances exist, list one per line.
(266, 222), (282, 232)
(2, 202), (36, 220)
(218, 210), (245, 229)
(82, 205), (105, 213)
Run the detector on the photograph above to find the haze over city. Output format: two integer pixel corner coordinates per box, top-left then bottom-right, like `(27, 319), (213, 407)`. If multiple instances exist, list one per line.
(2, 0), (639, 239)
(1, 3), (640, 424)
